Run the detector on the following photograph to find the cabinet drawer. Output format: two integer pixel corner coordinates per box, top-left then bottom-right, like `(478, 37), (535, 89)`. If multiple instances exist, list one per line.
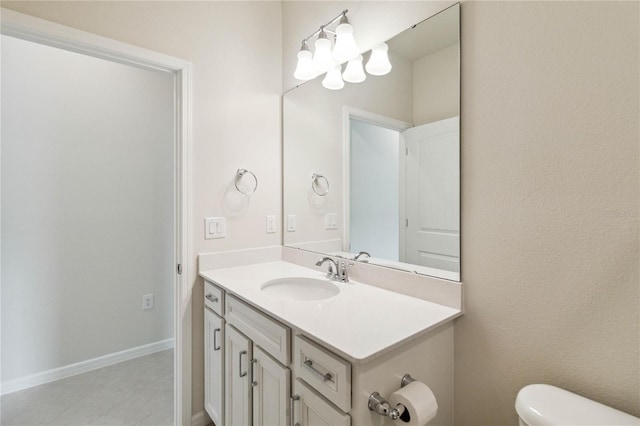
(204, 281), (224, 316)
(293, 379), (350, 426)
(226, 295), (290, 365)
(293, 335), (351, 412)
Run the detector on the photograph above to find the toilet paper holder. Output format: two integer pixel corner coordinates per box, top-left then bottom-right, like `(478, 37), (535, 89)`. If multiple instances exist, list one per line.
(368, 374), (416, 420)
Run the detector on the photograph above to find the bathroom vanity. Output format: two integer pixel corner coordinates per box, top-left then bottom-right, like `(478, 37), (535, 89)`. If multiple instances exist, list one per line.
(200, 259), (460, 426)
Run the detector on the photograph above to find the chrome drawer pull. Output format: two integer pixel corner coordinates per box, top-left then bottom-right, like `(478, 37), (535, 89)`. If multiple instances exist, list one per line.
(239, 350), (248, 377)
(251, 358), (258, 387)
(205, 293), (219, 303)
(304, 359), (333, 382)
(290, 394), (300, 426)
(213, 328), (221, 351)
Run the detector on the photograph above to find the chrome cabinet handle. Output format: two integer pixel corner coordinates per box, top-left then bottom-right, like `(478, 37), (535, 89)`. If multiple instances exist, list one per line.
(304, 359), (333, 382)
(251, 359), (258, 387)
(205, 293), (219, 303)
(291, 394), (300, 426)
(213, 328), (221, 351)
(239, 350), (248, 378)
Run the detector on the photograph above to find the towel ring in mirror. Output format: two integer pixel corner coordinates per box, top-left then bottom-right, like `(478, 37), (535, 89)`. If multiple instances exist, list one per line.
(235, 169), (258, 195)
(312, 173), (330, 196)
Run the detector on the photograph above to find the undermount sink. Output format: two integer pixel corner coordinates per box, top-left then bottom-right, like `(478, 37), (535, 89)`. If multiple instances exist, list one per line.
(260, 277), (340, 301)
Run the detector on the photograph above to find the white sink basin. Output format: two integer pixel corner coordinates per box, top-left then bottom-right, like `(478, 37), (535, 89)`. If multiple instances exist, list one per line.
(260, 277), (340, 301)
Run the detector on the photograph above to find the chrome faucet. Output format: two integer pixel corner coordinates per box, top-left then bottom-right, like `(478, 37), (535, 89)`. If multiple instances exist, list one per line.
(353, 251), (371, 262)
(316, 257), (349, 282)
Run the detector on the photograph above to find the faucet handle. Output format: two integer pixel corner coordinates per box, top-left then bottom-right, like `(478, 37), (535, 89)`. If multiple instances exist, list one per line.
(338, 260), (351, 283)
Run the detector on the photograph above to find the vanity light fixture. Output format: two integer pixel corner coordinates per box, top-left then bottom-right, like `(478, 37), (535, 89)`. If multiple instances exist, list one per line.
(294, 9), (360, 84)
(322, 65), (345, 90)
(342, 55), (366, 83)
(294, 10), (393, 89)
(333, 14), (359, 62)
(312, 28), (335, 74)
(365, 43), (392, 76)
(293, 41), (316, 81)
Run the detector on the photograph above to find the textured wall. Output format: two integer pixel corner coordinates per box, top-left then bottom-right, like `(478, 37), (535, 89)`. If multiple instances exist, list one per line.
(457, 1), (639, 423)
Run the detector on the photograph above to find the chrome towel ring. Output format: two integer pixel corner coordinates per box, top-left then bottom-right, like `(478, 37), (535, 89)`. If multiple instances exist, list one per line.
(312, 173), (330, 196)
(235, 169), (258, 195)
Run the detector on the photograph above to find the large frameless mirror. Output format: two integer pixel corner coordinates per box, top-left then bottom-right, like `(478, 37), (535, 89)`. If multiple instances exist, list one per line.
(283, 4), (460, 281)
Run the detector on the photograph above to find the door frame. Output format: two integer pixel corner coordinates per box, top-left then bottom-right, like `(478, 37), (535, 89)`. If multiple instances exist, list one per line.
(341, 106), (411, 254)
(1, 9), (193, 425)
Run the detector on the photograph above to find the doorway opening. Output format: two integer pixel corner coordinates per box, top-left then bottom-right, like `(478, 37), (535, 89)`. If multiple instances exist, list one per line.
(1, 10), (192, 426)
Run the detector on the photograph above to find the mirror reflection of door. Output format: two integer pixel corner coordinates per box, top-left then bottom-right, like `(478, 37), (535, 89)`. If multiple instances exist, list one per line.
(403, 117), (460, 273)
(349, 116), (459, 273)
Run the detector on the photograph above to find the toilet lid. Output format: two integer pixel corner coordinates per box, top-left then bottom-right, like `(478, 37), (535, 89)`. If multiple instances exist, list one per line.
(516, 384), (639, 426)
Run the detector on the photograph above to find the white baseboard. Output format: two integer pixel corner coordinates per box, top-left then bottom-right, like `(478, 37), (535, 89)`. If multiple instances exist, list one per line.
(0, 338), (174, 396)
(191, 410), (211, 426)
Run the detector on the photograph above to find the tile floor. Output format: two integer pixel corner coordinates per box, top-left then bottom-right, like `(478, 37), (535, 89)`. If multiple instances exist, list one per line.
(1, 349), (174, 426)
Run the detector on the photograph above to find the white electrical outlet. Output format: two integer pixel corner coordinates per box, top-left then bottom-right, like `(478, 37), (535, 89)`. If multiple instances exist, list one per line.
(142, 293), (154, 310)
(266, 215), (276, 234)
(287, 214), (296, 232)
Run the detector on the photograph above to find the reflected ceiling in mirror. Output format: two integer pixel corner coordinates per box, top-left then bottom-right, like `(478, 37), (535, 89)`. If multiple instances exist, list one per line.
(283, 4), (460, 281)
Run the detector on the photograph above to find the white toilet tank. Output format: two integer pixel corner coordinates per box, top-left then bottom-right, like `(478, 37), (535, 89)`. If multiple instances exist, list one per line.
(516, 384), (639, 426)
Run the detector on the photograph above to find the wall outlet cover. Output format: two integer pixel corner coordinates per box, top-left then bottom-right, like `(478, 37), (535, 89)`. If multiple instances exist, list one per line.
(266, 215), (276, 234)
(142, 293), (154, 310)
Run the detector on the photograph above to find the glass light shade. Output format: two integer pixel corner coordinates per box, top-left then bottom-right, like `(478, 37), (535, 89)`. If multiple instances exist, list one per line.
(365, 43), (392, 76)
(294, 50), (316, 81)
(333, 23), (359, 62)
(313, 37), (334, 74)
(322, 66), (345, 90)
(342, 55), (366, 83)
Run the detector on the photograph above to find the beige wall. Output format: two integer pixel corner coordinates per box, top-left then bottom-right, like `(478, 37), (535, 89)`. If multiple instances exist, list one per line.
(1, 0), (282, 417)
(457, 1), (639, 423)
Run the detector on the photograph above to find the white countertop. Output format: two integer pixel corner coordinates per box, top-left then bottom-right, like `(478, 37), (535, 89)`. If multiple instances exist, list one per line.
(200, 261), (461, 364)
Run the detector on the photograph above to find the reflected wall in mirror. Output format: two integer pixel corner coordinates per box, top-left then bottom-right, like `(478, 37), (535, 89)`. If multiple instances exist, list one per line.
(283, 4), (460, 281)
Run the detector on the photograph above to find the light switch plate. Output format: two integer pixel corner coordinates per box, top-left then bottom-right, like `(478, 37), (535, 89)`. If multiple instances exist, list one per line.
(287, 214), (296, 232)
(266, 215), (276, 234)
(205, 217), (226, 239)
(325, 213), (338, 230)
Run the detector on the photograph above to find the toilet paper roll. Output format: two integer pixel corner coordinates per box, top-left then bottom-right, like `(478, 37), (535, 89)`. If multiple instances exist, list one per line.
(389, 381), (438, 426)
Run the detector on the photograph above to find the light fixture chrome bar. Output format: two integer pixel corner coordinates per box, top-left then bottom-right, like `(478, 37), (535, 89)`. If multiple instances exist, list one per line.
(301, 9), (348, 44)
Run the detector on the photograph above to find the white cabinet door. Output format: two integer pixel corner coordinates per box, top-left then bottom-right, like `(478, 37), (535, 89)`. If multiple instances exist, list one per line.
(292, 379), (350, 426)
(204, 308), (224, 426)
(225, 325), (253, 426)
(252, 346), (290, 426)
